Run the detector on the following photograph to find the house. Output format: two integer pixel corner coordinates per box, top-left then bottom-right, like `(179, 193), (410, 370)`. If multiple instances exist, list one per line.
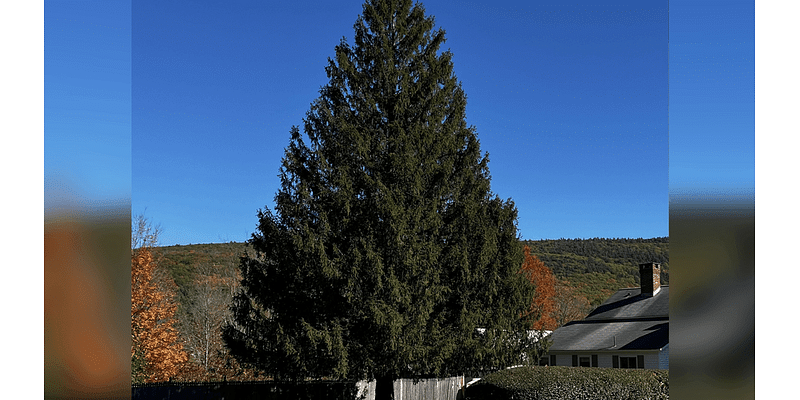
(544, 262), (668, 369)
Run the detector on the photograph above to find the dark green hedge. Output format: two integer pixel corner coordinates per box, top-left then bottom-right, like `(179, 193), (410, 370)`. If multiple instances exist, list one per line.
(465, 366), (668, 400)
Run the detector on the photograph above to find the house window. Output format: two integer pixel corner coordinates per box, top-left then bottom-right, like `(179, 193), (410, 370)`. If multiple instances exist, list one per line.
(613, 355), (646, 369)
(620, 356), (636, 369)
(572, 355), (593, 367)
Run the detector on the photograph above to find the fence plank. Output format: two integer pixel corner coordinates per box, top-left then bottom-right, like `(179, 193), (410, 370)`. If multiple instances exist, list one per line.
(389, 376), (463, 400)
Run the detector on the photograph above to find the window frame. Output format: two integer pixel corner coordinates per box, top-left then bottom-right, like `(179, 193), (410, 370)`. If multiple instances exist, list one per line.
(620, 356), (636, 368)
(612, 354), (645, 369)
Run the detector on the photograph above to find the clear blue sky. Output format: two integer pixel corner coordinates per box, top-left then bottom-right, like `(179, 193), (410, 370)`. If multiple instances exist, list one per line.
(124, 0), (747, 246)
(669, 0), (754, 201)
(132, 0), (669, 246)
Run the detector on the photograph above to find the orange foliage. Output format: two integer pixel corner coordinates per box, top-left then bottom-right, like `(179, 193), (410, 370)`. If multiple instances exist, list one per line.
(520, 245), (557, 330)
(131, 247), (188, 382)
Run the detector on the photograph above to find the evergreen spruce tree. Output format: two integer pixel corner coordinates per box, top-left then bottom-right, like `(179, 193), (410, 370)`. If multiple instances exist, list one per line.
(223, 0), (545, 396)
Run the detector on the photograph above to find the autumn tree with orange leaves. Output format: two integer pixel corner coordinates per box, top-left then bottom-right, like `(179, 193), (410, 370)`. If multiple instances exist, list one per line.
(131, 215), (188, 383)
(520, 245), (557, 331)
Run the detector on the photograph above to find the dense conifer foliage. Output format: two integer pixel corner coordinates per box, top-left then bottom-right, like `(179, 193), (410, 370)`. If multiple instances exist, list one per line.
(222, 0), (542, 393)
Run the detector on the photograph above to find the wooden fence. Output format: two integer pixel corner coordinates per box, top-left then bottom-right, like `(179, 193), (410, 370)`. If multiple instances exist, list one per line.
(356, 376), (465, 400)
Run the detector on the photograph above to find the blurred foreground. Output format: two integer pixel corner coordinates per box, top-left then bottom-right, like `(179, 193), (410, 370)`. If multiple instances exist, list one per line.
(44, 199), (131, 399)
(669, 200), (755, 399)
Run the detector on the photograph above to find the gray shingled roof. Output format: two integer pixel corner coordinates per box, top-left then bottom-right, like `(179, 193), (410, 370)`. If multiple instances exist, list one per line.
(585, 286), (669, 320)
(548, 286), (669, 352)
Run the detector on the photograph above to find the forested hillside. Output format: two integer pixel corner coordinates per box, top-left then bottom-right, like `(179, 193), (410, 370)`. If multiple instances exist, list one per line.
(147, 237), (667, 380)
(153, 242), (247, 308)
(522, 237), (669, 306)
(150, 242), (262, 381)
(154, 237), (668, 315)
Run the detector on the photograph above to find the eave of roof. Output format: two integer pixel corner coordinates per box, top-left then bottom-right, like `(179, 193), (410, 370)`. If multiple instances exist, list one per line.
(547, 318), (668, 352)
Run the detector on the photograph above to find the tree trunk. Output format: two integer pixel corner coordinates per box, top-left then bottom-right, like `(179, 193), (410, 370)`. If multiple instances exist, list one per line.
(375, 374), (394, 400)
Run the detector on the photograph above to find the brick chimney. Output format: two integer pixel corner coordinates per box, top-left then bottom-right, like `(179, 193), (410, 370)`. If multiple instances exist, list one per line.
(639, 262), (661, 297)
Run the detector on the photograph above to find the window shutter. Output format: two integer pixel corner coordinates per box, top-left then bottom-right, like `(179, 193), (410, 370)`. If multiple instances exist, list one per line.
(572, 355), (578, 367)
(591, 355), (598, 367)
(612, 355), (619, 368)
(637, 355), (645, 369)
(550, 355), (556, 366)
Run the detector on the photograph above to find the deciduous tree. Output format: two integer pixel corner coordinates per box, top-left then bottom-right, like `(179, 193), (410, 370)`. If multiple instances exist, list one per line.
(131, 215), (188, 383)
(223, 0), (542, 397)
(520, 246), (557, 331)
(179, 263), (239, 379)
(552, 280), (593, 328)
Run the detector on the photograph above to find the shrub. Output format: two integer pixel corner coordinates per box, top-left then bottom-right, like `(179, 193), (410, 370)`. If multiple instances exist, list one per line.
(465, 366), (668, 400)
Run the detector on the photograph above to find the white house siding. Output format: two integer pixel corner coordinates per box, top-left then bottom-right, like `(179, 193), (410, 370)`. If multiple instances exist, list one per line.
(658, 344), (669, 369)
(552, 353), (607, 367)
(553, 354), (572, 367)
(598, 354), (613, 368)
(643, 352), (661, 369)
(550, 352), (667, 370)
